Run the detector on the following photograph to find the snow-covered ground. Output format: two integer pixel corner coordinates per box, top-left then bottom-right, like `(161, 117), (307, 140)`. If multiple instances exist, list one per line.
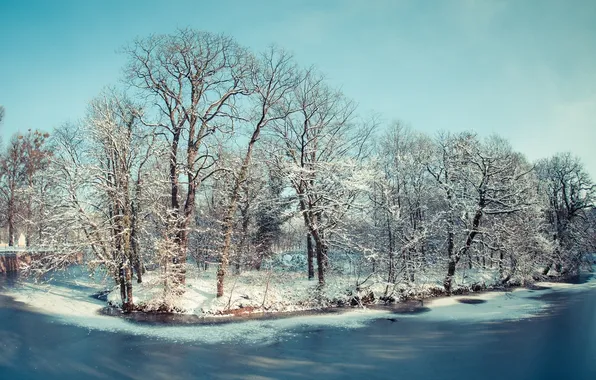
(4, 280), (392, 345)
(107, 268), (334, 315)
(104, 265), (512, 316)
(3, 265), (594, 345)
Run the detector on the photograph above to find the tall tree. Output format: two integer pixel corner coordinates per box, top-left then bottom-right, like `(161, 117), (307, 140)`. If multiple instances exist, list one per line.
(428, 133), (536, 292)
(0, 130), (51, 246)
(217, 47), (298, 297)
(537, 153), (596, 276)
(368, 123), (436, 293)
(0, 134), (26, 246)
(271, 70), (373, 285)
(34, 90), (158, 312)
(19, 130), (52, 246)
(124, 29), (252, 287)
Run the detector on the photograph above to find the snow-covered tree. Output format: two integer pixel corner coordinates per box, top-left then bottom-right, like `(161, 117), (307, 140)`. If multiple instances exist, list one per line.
(428, 133), (538, 292)
(0, 130), (52, 246)
(536, 153), (596, 276)
(269, 70), (374, 285)
(364, 123), (438, 296)
(31, 90), (161, 312)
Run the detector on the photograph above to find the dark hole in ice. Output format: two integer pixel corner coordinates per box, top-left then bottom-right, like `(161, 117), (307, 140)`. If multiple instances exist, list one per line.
(457, 298), (487, 305)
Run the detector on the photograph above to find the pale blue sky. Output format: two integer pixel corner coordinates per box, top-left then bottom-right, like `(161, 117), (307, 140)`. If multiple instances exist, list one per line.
(1, 0), (595, 176)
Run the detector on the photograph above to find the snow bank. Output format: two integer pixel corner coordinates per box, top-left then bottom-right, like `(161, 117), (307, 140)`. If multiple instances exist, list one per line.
(416, 289), (550, 322)
(417, 272), (596, 322)
(533, 281), (575, 289)
(3, 267), (594, 344)
(6, 281), (392, 345)
(106, 268), (376, 315)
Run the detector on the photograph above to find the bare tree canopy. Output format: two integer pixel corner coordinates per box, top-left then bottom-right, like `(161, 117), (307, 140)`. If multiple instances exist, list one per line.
(123, 29), (253, 289)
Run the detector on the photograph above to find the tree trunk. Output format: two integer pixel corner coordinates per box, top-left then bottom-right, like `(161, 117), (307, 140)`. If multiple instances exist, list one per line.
(409, 249), (415, 282)
(217, 211), (234, 297)
(444, 258), (456, 294)
(387, 218), (394, 284)
(174, 218), (190, 285)
(119, 261), (133, 313)
(132, 238), (142, 283)
(7, 197), (14, 247)
(443, 219), (455, 293)
(444, 205), (483, 293)
(307, 233), (314, 280)
(131, 180), (143, 283)
(8, 219), (14, 247)
(315, 239), (327, 286)
(236, 202), (250, 274)
(168, 130), (188, 286)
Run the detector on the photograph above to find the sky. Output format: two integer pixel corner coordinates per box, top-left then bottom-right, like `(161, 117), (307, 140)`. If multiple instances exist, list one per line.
(0, 0), (595, 177)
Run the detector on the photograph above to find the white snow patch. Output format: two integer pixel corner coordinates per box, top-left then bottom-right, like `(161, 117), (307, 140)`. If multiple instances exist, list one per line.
(414, 290), (551, 322)
(106, 268), (372, 315)
(425, 291), (507, 308)
(7, 282), (392, 344)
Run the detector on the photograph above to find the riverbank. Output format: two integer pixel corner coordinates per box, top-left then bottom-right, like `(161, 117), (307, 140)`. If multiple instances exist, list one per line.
(2, 265), (590, 327)
(101, 264), (586, 319)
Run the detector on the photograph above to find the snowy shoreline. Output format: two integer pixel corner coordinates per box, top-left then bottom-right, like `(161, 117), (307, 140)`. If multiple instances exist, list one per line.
(99, 264), (587, 320)
(1, 269), (593, 345)
(3, 271), (585, 325)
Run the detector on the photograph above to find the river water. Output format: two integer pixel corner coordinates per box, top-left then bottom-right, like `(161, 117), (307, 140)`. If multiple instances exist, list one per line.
(0, 271), (595, 380)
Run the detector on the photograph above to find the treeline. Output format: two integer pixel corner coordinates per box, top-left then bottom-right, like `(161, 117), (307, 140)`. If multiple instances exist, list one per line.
(0, 29), (594, 312)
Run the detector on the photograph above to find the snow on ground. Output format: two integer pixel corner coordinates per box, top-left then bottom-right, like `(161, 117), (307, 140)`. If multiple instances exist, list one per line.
(6, 282), (105, 318)
(425, 291), (506, 308)
(3, 266), (594, 344)
(107, 267), (383, 315)
(5, 281), (392, 345)
(533, 281), (575, 289)
(416, 270), (596, 322)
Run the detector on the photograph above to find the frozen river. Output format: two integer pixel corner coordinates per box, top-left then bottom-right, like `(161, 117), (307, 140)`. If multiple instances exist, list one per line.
(0, 270), (595, 380)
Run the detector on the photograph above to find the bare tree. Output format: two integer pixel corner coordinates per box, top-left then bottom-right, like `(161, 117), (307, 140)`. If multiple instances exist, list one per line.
(537, 153), (596, 276)
(367, 123), (437, 295)
(271, 70), (373, 286)
(31, 90), (158, 312)
(217, 47), (299, 297)
(0, 135), (26, 246)
(123, 29), (252, 288)
(20, 130), (52, 246)
(428, 133), (536, 292)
